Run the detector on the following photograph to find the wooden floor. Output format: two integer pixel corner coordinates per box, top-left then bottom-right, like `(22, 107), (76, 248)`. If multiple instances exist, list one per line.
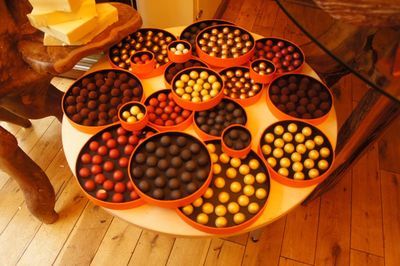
(1, 1), (399, 265)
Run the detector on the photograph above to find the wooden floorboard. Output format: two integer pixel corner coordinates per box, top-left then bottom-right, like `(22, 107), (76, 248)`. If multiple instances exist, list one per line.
(0, 1), (399, 266)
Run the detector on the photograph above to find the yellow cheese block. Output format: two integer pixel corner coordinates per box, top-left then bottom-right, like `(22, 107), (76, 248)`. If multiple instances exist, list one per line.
(28, 0), (83, 12)
(28, 0), (96, 28)
(43, 4), (118, 46)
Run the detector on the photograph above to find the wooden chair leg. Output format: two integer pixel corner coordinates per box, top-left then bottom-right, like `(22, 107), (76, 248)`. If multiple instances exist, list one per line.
(303, 89), (400, 204)
(0, 125), (58, 223)
(0, 106), (31, 128)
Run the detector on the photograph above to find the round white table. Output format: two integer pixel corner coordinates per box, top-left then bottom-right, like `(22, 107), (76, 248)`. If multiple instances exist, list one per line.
(62, 26), (337, 237)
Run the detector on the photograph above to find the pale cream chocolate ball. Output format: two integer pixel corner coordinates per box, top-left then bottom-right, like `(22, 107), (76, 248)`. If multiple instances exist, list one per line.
(192, 197), (203, 207)
(255, 188), (267, 199)
(248, 202), (260, 214)
(215, 204), (227, 216)
(218, 192), (230, 203)
(255, 172), (267, 183)
(238, 195), (250, 206)
(182, 205), (194, 215)
(233, 213), (246, 224)
(196, 213), (209, 224)
(215, 216), (227, 228)
(202, 202), (214, 214)
(230, 181), (242, 193)
(227, 202), (240, 214)
(203, 188), (214, 199)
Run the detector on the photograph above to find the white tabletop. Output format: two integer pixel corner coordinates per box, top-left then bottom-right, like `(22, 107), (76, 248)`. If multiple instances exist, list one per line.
(62, 27), (337, 237)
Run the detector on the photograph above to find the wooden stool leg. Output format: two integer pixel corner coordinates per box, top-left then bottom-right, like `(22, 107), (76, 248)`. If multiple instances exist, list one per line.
(0, 106), (31, 127)
(250, 228), (263, 242)
(303, 89), (400, 204)
(0, 126), (58, 223)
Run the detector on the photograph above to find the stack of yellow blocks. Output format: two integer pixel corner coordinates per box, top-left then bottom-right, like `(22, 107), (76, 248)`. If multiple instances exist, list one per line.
(27, 0), (119, 46)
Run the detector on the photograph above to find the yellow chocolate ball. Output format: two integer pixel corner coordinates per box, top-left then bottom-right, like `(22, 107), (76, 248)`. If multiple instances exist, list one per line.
(308, 150), (320, 160)
(304, 158), (315, 169)
(196, 213), (209, 224)
(238, 195), (250, 206)
(202, 202), (214, 214)
(296, 144), (307, 154)
(215, 205), (227, 216)
(214, 177), (225, 188)
(255, 188), (267, 199)
(274, 125), (284, 135)
(230, 181), (242, 193)
(219, 153), (230, 164)
(302, 126), (312, 136)
(272, 148), (284, 158)
(182, 205), (194, 215)
(274, 138), (285, 148)
(267, 157), (277, 167)
(233, 213), (246, 224)
(305, 140), (315, 150)
(248, 202), (260, 214)
(243, 185), (255, 196)
(287, 123), (298, 133)
(255, 172), (267, 183)
(262, 144), (272, 155)
(230, 158), (241, 168)
(295, 133), (305, 143)
(213, 164), (222, 174)
(211, 153), (218, 163)
(249, 159), (260, 170)
(284, 143), (295, 154)
(218, 192), (230, 203)
(203, 188), (213, 199)
(264, 133), (275, 143)
(320, 147), (331, 158)
(226, 168), (237, 179)
(239, 164), (250, 175)
(192, 197), (203, 207)
(314, 135), (324, 146)
(228, 202), (240, 214)
(215, 217), (228, 228)
(293, 172), (305, 180)
(282, 132), (293, 142)
(278, 168), (289, 177)
(243, 174), (255, 185)
(291, 152), (302, 162)
(280, 157), (291, 168)
(318, 159), (329, 170)
(292, 161), (304, 172)
(207, 143), (216, 153)
(309, 168), (320, 178)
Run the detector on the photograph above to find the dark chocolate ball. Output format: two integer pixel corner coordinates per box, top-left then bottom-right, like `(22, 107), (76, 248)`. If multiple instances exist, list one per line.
(181, 149), (192, 161)
(160, 136), (172, 146)
(189, 143), (201, 154)
(155, 147), (167, 158)
(138, 180), (150, 192)
(186, 182), (198, 193)
(171, 157), (183, 168)
(135, 153), (146, 164)
(176, 136), (187, 147)
(146, 156), (158, 167)
(181, 172), (192, 183)
(157, 159), (169, 170)
(170, 190), (182, 199)
(185, 161), (196, 172)
(168, 178), (180, 189)
(154, 176), (166, 188)
(152, 188), (164, 199)
(145, 168), (157, 179)
(145, 141), (157, 152)
(169, 144), (180, 156)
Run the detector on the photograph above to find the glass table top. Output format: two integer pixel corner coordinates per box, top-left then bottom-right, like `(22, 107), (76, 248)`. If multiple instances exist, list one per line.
(276, 0), (400, 104)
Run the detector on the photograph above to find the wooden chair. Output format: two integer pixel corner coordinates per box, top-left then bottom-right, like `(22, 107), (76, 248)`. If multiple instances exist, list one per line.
(0, 0), (142, 223)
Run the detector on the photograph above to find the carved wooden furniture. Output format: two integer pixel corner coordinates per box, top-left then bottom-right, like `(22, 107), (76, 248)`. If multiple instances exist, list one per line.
(0, 0), (142, 223)
(276, 0), (400, 203)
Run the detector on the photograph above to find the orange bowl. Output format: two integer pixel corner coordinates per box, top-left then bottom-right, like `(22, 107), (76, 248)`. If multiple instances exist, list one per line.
(129, 51), (156, 76)
(251, 37), (305, 75)
(195, 24), (255, 68)
(61, 69), (144, 134)
(167, 40), (192, 63)
(249, 59), (276, 84)
(170, 67), (224, 111)
(258, 120), (335, 187)
(118, 101), (149, 131)
(221, 124), (252, 158)
(266, 73), (334, 125)
(74, 124), (157, 209)
(128, 131), (213, 208)
(219, 66), (264, 107)
(144, 89), (194, 131)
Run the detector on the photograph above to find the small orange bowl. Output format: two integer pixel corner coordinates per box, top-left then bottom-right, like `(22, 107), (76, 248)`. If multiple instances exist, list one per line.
(118, 101), (148, 131)
(250, 59), (276, 84)
(221, 124), (252, 158)
(171, 67), (224, 111)
(258, 120), (335, 187)
(167, 40), (192, 63)
(130, 51), (156, 76)
(266, 73), (334, 125)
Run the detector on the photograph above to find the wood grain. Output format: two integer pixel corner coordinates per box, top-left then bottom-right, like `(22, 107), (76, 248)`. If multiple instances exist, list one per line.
(351, 144), (384, 256)
(378, 120), (400, 174)
(279, 257), (311, 266)
(53, 203), (113, 265)
(281, 200), (320, 265)
(235, 0), (264, 30)
(380, 170), (400, 266)
(90, 218), (142, 266)
(242, 217), (286, 266)
(315, 172), (351, 266)
(350, 249), (384, 266)
(128, 231), (175, 266)
(167, 238), (211, 266)
(223, 233), (248, 246)
(204, 239), (245, 266)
